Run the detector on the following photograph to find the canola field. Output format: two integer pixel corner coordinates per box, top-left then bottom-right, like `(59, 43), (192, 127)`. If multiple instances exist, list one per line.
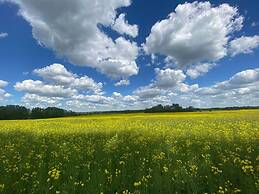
(0, 110), (258, 194)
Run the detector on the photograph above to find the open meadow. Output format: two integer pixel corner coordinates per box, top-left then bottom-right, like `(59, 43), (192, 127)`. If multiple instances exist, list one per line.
(0, 110), (258, 194)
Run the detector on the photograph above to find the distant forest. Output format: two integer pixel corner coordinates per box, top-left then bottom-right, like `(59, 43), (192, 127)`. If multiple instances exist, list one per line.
(0, 105), (77, 120)
(0, 104), (258, 120)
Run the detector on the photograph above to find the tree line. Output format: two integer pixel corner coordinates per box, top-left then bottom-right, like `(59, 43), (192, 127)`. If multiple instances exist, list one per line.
(0, 105), (77, 120)
(0, 104), (258, 120)
(144, 104), (259, 113)
(90, 104), (259, 114)
(86, 104), (200, 114)
(143, 104), (259, 113)
(144, 104), (197, 113)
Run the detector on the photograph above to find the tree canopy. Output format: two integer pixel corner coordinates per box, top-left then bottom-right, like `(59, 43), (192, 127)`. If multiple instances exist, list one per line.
(0, 105), (76, 120)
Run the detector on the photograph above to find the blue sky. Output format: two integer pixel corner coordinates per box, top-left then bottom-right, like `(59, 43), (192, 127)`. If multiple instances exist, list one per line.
(0, 0), (259, 111)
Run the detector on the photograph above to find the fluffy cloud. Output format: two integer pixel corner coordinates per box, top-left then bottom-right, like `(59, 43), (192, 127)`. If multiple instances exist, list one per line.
(33, 64), (75, 84)
(112, 92), (123, 98)
(14, 67), (259, 111)
(0, 32), (8, 39)
(144, 1), (243, 66)
(186, 63), (216, 79)
(0, 80), (8, 88)
(65, 92), (140, 111)
(114, 79), (130, 86)
(130, 67), (259, 108)
(21, 93), (63, 107)
(155, 68), (186, 89)
(6, 0), (139, 79)
(176, 83), (199, 93)
(229, 36), (259, 56)
(112, 13), (138, 38)
(198, 68), (259, 95)
(0, 89), (11, 100)
(195, 81), (259, 107)
(72, 94), (112, 104)
(133, 85), (161, 99)
(0, 80), (10, 100)
(34, 64), (103, 94)
(14, 80), (77, 97)
(132, 68), (190, 100)
(213, 68), (259, 90)
(14, 64), (111, 109)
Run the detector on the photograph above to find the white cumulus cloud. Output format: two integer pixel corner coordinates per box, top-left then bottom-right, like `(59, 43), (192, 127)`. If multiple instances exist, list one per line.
(229, 35), (259, 56)
(0, 89), (11, 100)
(0, 80), (10, 100)
(0, 80), (8, 88)
(34, 63), (103, 94)
(186, 63), (216, 79)
(155, 68), (186, 89)
(21, 93), (63, 107)
(14, 80), (77, 98)
(112, 13), (138, 38)
(198, 68), (259, 95)
(133, 85), (161, 100)
(6, 0), (139, 79)
(144, 1), (243, 66)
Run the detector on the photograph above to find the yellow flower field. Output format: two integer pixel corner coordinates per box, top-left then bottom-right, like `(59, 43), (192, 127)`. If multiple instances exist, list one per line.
(0, 110), (258, 193)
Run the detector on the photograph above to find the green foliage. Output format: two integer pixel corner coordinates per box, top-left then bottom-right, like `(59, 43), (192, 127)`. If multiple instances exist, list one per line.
(144, 103), (185, 113)
(0, 105), (30, 119)
(0, 105), (76, 120)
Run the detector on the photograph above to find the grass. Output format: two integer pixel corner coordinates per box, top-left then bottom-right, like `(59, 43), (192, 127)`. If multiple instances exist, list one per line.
(0, 110), (258, 193)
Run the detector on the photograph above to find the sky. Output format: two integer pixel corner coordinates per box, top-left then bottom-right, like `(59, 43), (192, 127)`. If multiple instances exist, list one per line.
(0, 0), (259, 112)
